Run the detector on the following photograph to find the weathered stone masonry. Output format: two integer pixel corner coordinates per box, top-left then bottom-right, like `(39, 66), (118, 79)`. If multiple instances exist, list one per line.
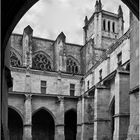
(8, 1), (134, 140)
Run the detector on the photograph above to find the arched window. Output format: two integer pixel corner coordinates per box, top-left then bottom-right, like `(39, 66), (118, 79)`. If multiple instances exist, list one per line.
(112, 22), (115, 32)
(103, 19), (106, 30)
(108, 21), (110, 32)
(66, 58), (79, 74)
(32, 53), (52, 71)
(10, 51), (21, 67)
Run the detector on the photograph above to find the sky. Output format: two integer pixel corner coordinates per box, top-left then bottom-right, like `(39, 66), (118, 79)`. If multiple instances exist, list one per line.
(13, 0), (129, 45)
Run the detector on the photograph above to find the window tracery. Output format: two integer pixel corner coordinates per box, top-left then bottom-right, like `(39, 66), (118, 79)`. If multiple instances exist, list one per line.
(66, 57), (79, 74)
(32, 53), (52, 71)
(10, 51), (21, 67)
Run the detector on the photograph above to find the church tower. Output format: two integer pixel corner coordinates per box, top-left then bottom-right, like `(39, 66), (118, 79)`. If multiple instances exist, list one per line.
(83, 0), (124, 72)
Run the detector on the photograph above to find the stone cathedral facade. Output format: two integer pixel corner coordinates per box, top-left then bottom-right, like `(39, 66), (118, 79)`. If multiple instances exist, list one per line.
(8, 1), (131, 140)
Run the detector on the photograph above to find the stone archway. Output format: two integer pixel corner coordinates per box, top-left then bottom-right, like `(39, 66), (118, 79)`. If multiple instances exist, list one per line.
(32, 109), (55, 140)
(8, 107), (23, 140)
(64, 109), (77, 140)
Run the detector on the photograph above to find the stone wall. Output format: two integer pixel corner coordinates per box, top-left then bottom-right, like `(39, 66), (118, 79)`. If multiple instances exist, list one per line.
(11, 68), (82, 96)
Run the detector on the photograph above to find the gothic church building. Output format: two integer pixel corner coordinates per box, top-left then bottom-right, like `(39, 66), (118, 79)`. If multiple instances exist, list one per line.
(8, 1), (131, 140)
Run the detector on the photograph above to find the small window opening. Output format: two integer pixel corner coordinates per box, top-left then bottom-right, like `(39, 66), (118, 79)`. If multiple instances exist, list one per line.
(87, 80), (90, 90)
(70, 84), (75, 96)
(41, 81), (47, 94)
(99, 69), (102, 81)
(117, 52), (122, 67)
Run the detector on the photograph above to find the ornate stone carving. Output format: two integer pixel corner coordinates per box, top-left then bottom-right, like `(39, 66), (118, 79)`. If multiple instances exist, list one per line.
(10, 51), (21, 67)
(32, 53), (52, 71)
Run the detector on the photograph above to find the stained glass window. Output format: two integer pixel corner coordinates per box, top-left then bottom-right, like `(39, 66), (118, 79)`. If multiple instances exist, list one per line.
(32, 53), (52, 71)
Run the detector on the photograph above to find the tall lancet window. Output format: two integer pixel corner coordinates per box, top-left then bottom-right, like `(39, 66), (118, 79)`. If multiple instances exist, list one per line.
(112, 22), (115, 32)
(32, 53), (52, 71)
(66, 57), (79, 74)
(10, 51), (21, 67)
(103, 19), (106, 30)
(108, 21), (110, 32)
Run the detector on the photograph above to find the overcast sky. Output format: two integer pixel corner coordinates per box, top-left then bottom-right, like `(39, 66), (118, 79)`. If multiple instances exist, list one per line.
(13, 0), (129, 45)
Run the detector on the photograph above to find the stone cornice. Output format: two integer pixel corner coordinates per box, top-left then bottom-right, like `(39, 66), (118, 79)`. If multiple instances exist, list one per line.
(8, 91), (79, 100)
(81, 122), (94, 125)
(10, 67), (83, 80)
(113, 113), (130, 118)
(11, 33), (83, 47)
(94, 118), (111, 122)
(102, 10), (118, 18)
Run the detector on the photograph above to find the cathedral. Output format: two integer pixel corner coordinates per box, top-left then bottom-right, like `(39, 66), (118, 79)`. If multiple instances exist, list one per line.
(8, 0), (132, 140)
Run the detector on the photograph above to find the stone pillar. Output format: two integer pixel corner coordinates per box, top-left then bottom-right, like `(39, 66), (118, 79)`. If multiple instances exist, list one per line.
(76, 97), (82, 140)
(113, 70), (130, 140)
(81, 95), (94, 140)
(23, 94), (32, 140)
(55, 96), (65, 140)
(81, 96), (85, 140)
(25, 70), (31, 93)
(93, 86), (111, 140)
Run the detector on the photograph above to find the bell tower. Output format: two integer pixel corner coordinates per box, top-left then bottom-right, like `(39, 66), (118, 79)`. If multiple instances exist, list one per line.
(83, 0), (124, 72)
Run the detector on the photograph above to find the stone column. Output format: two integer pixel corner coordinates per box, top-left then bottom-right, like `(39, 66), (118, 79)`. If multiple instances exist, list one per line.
(55, 96), (65, 140)
(113, 70), (130, 140)
(81, 95), (85, 140)
(23, 94), (32, 140)
(76, 97), (82, 140)
(81, 95), (94, 140)
(93, 86), (111, 140)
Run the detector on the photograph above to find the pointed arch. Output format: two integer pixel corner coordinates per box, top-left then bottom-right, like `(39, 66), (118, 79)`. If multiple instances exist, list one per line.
(32, 51), (53, 71)
(8, 106), (23, 140)
(8, 106), (24, 122)
(65, 109), (77, 140)
(66, 55), (80, 74)
(32, 107), (55, 140)
(32, 107), (56, 122)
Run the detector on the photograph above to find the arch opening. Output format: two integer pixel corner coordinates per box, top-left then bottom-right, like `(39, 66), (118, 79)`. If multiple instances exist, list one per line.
(32, 109), (55, 140)
(64, 109), (77, 140)
(8, 107), (23, 140)
(66, 57), (79, 74)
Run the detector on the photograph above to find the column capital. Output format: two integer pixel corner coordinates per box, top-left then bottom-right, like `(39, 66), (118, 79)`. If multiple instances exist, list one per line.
(25, 94), (32, 101)
(56, 96), (64, 103)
